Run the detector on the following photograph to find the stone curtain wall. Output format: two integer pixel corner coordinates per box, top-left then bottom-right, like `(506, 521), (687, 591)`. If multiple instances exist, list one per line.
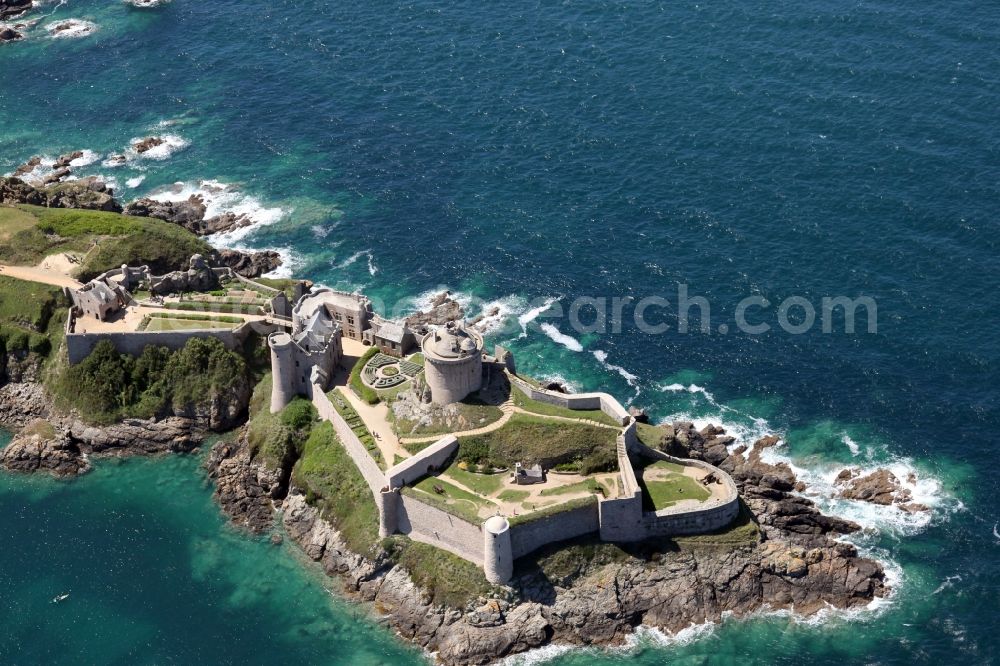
(597, 436), (645, 541)
(636, 444), (741, 537)
(507, 372), (629, 426)
(311, 388), (386, 495)
(397, 494), (485, 564)
(509, 501), (600, 560)
(66, 321), (241, 364)
(386, 435), (459, 489)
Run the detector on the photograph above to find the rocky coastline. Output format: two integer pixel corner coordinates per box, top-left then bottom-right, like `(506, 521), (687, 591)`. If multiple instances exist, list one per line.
(199, 417), (891, 665)
(0, 168), (899, 663)
(0, 173), (282, 277)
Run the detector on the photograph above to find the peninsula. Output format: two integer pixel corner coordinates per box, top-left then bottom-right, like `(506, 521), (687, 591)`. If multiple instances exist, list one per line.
(0, 173), (905, 663)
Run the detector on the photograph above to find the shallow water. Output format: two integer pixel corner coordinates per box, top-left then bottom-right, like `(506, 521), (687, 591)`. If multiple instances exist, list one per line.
(2, 0), (999, 663)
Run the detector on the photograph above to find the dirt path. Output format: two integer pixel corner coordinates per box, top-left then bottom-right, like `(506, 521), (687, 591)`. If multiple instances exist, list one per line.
(0, 262), (82, 289)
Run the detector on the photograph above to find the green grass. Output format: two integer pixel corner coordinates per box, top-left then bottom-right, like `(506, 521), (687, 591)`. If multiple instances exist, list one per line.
(638, 461), (711, 511)
(383, 537), (495, 608)
(443, 464), (506, 495)
(510, 386), (622, 427)
(509, 495), (597, 526)
(292, 420), (381, 555)
(538, 477), (608, 498)
(458, 412), (617, 472)
(142, 317), (240, 332)
(406, 477), (497, 523)
(497, 489), (530, 502)
(674, 500), (760, 548)
(636, 422), (668, 449)
(0, 205), (211, 279)
(161, 301), (263, 315)
(349, 347), (380, 404)
(0, 275), (66, 356)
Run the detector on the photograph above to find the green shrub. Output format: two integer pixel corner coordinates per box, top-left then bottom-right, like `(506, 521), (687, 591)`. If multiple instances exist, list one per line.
(280, 399), (317, 430)
(349, 347), (380, 404)
(50, 337), (249, 425)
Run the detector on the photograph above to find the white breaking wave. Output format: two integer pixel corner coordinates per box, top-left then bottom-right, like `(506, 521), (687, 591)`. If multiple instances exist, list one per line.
(145, 179), (288, 245)
(46, 19), (98, 38)
(125, 175), (146, 189)
(843, 434), (861, 456)
(539, 323), (583, 352)
(68, 149), (99, 168)
(128, 134), (189, 161)
(123, 0), (171, 7)
(517, 297), (560, 338)
(470, 295), (524, 336)
(366, 252), (378, 276)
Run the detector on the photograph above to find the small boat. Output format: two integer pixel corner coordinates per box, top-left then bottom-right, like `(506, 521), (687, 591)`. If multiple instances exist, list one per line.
(52, 593), (70, 604)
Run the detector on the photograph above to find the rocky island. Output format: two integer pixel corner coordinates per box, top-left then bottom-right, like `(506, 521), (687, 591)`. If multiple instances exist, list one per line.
(0, 180), (905, 663)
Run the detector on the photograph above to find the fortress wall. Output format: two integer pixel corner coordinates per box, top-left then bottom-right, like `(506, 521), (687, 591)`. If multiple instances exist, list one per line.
(230, 273), (280, 294)
(386, 435), (459, 489)
(507, 373), (629, 425)
(641, 497), (741, 537)
(66, 327), (239, 364)
(311, 387), (387, 495)
(397, 494), (484, 565)
(597, 436), (644, 541)
(509, 500), (600, 560)
(633, 443), (741, 537)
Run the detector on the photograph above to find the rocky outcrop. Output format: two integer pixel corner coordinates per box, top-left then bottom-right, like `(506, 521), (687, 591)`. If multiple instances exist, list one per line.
(0, 0), (32, 21)
(53, 151), (83, 169)
(214, 248), (282, 278)
(149, 253), (220, 295)
(0, 26), (24, 43)
(835, 468), (928, 513)
(204, 437), (285, 532)
(132, 136), (165, 154)
(405, 291), (464, 328)
(0, 382), (49, 428)
(0, 176), (121, 212)
(0, 427), (90, 476)
(124, 196), (254, 237)
(206, 416), (887, 665)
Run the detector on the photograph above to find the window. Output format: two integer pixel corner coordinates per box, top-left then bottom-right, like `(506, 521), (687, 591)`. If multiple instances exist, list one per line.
(334, 312), (342, 321)
(347, 316), (355, 325)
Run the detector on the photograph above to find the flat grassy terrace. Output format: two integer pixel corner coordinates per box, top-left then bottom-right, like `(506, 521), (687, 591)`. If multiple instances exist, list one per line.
(457, 412), (617, 473)
(637, 459), (711, 511)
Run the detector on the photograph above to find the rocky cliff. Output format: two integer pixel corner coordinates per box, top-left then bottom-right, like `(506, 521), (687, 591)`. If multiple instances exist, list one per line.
(206, 421), (888, 665)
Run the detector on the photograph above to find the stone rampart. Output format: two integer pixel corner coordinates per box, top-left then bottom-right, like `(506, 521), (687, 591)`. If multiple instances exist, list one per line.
(311, 387), (386, 495)
(397, 494), (485, 565)
(509, 500), (600, 560)
(507, 372), (630, 426)
(386, 435), (458, 489)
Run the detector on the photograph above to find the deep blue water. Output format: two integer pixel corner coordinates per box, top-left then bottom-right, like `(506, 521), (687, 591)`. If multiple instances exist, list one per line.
(2, 0), (999, 663)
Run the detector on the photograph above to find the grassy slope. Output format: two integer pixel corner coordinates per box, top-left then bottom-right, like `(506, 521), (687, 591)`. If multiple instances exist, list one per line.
(0, 275), (66, 354)
(458, 412), (617, 470)
(0, 204), (211, 280)
(292, 420), (381, 555)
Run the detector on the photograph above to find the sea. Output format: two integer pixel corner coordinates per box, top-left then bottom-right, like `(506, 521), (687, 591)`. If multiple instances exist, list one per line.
(1, 1), (997, 664)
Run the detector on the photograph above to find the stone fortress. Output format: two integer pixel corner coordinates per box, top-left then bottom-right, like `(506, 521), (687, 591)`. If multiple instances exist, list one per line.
(64, 267), (740, 585)
(258, 287), (740, 585)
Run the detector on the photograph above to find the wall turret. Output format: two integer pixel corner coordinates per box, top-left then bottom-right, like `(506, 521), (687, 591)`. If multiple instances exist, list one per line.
(483, 515), (513, 584)
(268, 331), (296, 413)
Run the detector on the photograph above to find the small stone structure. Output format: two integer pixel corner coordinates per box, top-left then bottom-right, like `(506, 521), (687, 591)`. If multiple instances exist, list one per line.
(421, 323), (484, 405)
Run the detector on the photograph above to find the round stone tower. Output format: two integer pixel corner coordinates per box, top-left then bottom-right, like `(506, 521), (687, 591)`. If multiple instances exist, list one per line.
(483, 515), (513, 584)
(421, 324), (484, 405)
(268, 331), (296, 413)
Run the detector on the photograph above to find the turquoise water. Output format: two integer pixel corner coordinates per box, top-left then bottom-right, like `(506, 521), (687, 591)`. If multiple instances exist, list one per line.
(2, 0), (999, 663)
